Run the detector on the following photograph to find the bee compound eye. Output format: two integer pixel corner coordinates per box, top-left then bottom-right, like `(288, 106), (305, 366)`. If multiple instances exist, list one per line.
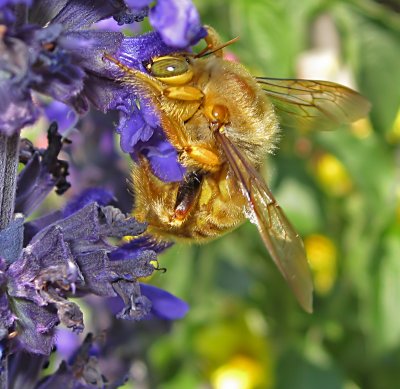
(150, 57), (189, 78)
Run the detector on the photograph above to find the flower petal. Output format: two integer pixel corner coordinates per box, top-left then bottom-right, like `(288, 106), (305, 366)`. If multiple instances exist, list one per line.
(50, 0), (124, 30)
(63, 188), (115, 218)
(0, 38), (39, 136)
(149, 0), (205, 48)
(140, 284), (189, 320)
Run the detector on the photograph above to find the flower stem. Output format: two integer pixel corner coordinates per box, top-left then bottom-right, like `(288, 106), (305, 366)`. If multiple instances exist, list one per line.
(0, 352), (8, 389)
(0, 131), (19, 389)
(0, 132), (20, 230)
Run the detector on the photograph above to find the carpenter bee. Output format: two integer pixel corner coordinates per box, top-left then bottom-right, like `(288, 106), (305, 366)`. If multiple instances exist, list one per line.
(104, 26), (370, 312)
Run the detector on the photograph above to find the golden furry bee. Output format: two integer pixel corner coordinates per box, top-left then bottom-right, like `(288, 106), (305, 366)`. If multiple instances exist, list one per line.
(105, 27), (370, 312)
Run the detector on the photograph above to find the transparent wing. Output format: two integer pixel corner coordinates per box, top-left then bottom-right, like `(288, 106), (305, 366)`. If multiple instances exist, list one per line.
(215, 130), (313, 312)
(257, 78), (371, 131)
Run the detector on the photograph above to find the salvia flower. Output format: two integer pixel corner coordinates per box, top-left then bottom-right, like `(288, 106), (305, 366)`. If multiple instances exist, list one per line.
(0, 0), (204, 383)
(0, 195), (157, 354)
(36, 333), (127, 388)
(1, 0), (204, 134)
(103, 1), (206, 181)
(105, 30), (204, 182)
(1, 0), (205, 182)
(124, 0), (205, 47)
(0, 123), (190, 355)
(0, 0), (125, 135)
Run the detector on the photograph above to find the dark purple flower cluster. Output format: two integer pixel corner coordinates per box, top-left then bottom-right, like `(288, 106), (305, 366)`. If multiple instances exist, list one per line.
(0, 124), (189, 356)
(0, 0), (203, 385)
(0, 200), (154, 354)
(1, 0), (205, 181)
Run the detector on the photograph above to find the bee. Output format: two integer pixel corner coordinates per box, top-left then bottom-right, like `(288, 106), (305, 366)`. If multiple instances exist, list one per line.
(104, 27), (370, 312)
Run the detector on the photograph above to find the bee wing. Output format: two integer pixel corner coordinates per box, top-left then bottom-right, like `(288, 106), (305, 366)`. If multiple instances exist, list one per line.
(256, 78), (371, 131)
(215, 130), (313, 312)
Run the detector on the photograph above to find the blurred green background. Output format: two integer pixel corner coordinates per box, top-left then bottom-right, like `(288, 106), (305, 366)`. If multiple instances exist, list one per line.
(142, 1), (400, 388)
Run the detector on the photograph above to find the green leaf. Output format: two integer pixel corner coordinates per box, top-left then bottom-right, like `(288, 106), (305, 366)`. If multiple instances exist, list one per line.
(277, 349), (344, 389)
(334, 5), (400, 134)
(372, 229), (400, 351)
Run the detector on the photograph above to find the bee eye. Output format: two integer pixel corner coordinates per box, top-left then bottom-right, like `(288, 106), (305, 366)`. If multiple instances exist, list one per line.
(150, 57), (189, 78)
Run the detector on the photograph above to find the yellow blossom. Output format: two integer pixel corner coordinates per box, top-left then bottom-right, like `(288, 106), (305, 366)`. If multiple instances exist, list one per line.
(304, 234), (337, 295)
(386, 108), (400, 144)
(315, 153), (352, 196)
(211, 355), (264, 389)
(351, 117), (372, 139)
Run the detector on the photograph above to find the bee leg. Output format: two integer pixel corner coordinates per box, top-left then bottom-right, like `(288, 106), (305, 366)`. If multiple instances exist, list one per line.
(174, 103), (230, 171)
(163, 86), (204, 101)
(178, 145), (222, 172)
(159, 112), (223, 171)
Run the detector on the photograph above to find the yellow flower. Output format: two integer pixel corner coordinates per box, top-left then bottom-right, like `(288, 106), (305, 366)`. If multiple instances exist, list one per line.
(195, 317), (273, 389)
(304, 234), (337, 295)
(314, 153), (352, 196)
(351, 117), (372, 139)
(386, 108), (400, 144)
(211, 355), (264, 389)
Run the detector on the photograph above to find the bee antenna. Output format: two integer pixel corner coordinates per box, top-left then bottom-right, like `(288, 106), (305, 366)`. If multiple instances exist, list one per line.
(195, 36), (240, 58)
(102, 52), (164, 93)
(102, 52), (133, 73)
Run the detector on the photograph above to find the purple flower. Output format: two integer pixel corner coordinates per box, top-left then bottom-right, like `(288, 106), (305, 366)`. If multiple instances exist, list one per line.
(140, 284), (189, 320)
(1, 129), (174, 355)
(37, 333), (127, 388)
(124, 0), (205, 47)
(2, 0), (205, 181)
(0, 0), (126, 136)
(104, 30), (203, 181)
(42, 100), (78, 134)
(106, 283), (189, 322)
(150, 0), (206, 47)
(0, 128), (188, 355)
(15, 123), (71, 217)
(0, 196), (156, 354)
(115, 92), (186, 182)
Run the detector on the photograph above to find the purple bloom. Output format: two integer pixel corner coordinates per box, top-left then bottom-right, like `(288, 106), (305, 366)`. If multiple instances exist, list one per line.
(124, 0), (205, 47)
(1, 128), (187, 355)
(1, 128), (171, 355)
(150, 0), (206, 47)
(0, 0), (125, 136)
(140, 284), (189, 320)
(42, 100), (78, 134)
(105, 31), (200, 181)
(2, 0), (205, 181)
(115, 92), (186, 182)
(37, 333), (127, 388)
(0, 197), (156, 354)
(106, 283), (189, 321)
(15, 123), (71, 217)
